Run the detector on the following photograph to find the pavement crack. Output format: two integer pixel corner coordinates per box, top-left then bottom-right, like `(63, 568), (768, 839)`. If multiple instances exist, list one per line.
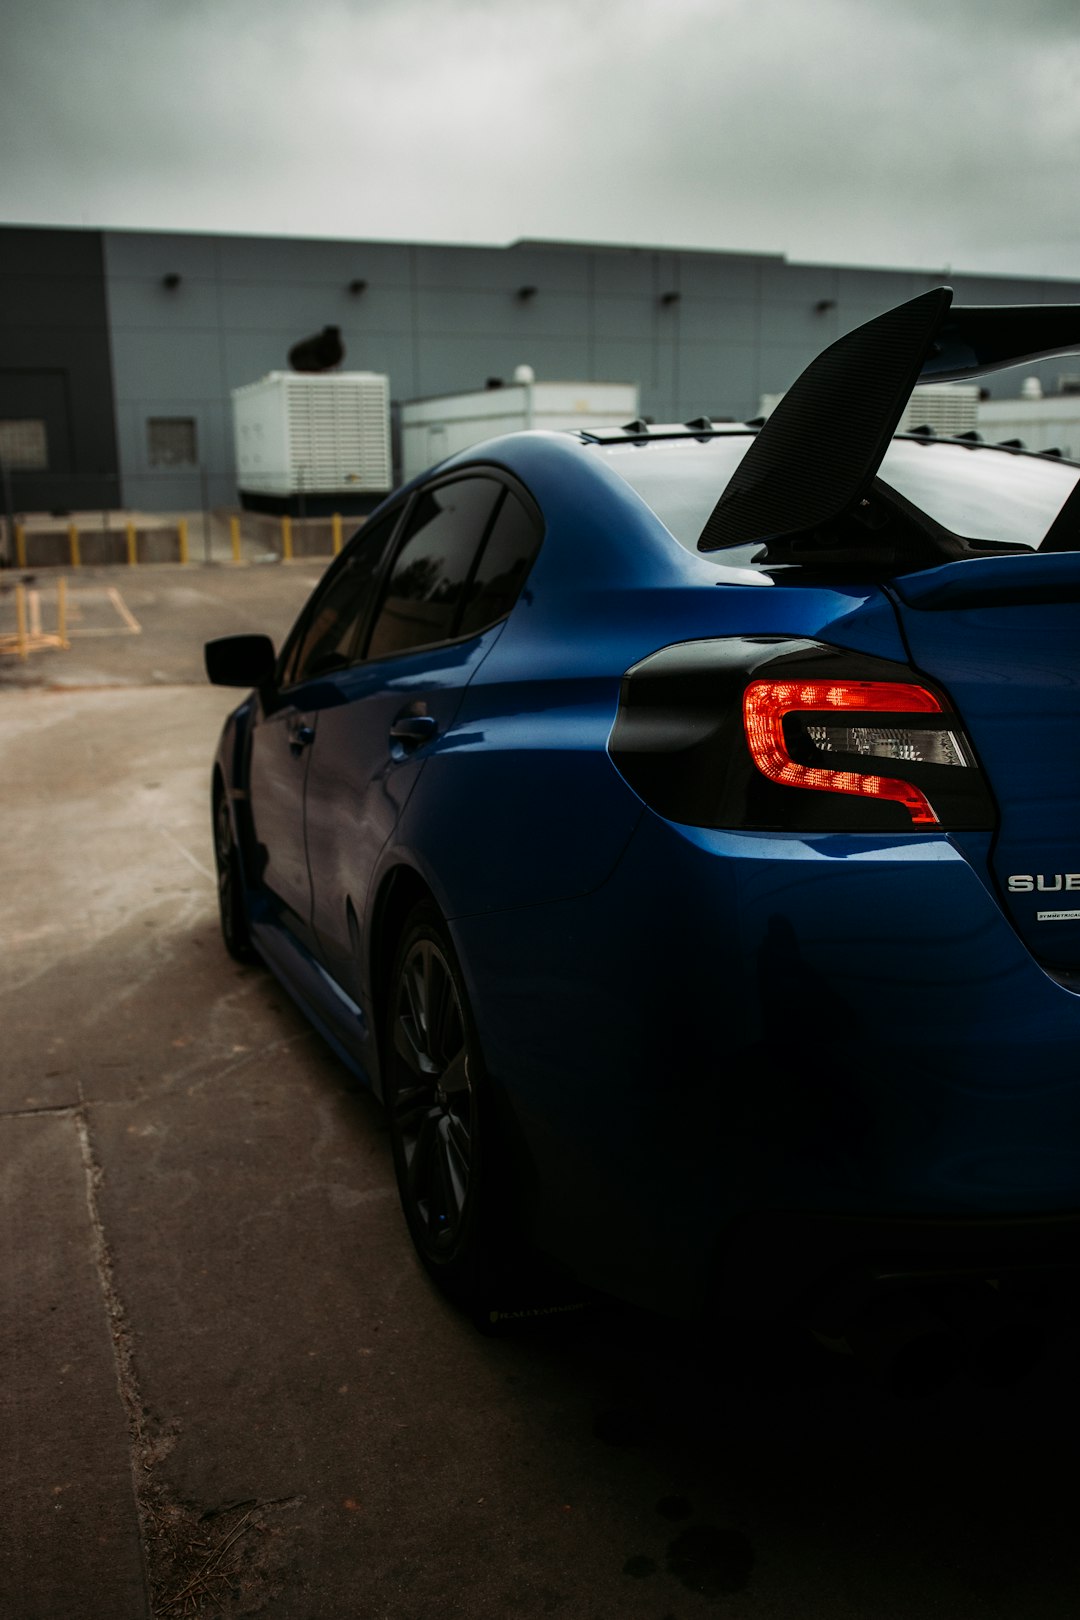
(0, 1102), (79, 1118)
(74, 1087), (158, 1614)
(74, 1086), (303, 1615)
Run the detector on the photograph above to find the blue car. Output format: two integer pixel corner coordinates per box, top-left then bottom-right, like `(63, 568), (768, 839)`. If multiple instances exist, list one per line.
(207, 287), (1080, 1332)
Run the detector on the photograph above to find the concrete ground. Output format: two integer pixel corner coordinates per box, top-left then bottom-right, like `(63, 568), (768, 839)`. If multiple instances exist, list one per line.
(4, 562), (1080, 1618)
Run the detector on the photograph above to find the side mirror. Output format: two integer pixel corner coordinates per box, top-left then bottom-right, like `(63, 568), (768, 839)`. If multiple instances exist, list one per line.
(204, 634), (276, 688)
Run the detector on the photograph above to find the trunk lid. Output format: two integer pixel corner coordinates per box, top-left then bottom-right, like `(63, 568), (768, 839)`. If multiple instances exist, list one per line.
(891, 552), (1080, 970)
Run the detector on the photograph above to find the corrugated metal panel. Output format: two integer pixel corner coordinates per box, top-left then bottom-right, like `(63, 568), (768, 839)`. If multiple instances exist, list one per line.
(899, 384), (980, 435)
(233, 371), (391, 495)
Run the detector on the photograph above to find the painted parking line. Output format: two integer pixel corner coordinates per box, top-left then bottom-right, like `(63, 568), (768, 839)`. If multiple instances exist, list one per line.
(64, 585), (143, 638)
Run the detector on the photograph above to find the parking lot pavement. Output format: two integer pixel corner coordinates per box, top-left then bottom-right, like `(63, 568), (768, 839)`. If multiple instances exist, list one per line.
(7, 564), (1080, 1618)
(0, 562), (326, 689)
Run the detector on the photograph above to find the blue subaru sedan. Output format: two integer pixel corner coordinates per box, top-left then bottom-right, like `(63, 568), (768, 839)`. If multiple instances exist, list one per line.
(207, 287), (1080, 1339)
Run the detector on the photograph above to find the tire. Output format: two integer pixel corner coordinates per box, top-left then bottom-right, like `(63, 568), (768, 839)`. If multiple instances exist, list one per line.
(213, 787), (256, 963)
(384, 901), (506, 1305)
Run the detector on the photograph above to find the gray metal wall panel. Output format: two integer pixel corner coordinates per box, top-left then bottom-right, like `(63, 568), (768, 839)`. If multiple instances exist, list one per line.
(110, 328), (226, 401)
(834, 267), (931, 304)
(413, 245), (518, 290)
(675, 254), (768, 300)
(676, 341), (759, 421)
(106, 276), (222, 331)
(217, 279), (413, 332)
(760, 261), (848, 301)
(415, 286), (590, 340)
(334, 331), (415, 391)
(415, 335), (590, 396)
(104, 230), (219, 279)
(80, 225), (1080, 511)
(589, 250), (659, 299)
(676, 299), (760, 344)
(216, 234), (408, 285)
(592, 296), (660, 340)
(590, 338), (656, 394)
(122, 467), (207, 511)
(502, 244), (590, 293)
(771, 299), (859, 342)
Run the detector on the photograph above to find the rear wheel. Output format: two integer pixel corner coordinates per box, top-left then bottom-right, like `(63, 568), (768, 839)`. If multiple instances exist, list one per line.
(384, 902), (504, 1303)
(213, 788), (256, 963)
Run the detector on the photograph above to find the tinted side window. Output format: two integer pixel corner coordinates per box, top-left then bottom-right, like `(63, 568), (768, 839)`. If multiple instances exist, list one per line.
(458, 491), (541, 638)
(281, 511), (398, 686)
(366, 478), (501, 660)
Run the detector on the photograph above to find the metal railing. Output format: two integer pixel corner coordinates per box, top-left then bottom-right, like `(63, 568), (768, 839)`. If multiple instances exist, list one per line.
(2, 506), (355, 570)
(0, 467), (374, 568)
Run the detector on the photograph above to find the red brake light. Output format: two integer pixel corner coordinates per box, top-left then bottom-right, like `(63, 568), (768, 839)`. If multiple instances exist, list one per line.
(743, 680), (944, 826)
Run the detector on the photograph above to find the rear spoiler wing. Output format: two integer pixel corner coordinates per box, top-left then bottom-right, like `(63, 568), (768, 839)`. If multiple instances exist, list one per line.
(698, 286), (1080, 552)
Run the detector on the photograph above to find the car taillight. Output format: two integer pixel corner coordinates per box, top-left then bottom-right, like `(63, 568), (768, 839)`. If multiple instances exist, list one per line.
(742, 679), (970, 827)
(608, 636), (997, 832)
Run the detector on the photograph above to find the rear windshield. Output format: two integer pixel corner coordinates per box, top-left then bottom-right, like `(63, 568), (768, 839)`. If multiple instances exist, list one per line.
(601, 434), (1079, 553)
(880, 439), (1079, 548)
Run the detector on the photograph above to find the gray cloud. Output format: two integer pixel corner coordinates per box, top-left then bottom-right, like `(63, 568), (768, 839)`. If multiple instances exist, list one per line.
(3, 0), (1079, 277)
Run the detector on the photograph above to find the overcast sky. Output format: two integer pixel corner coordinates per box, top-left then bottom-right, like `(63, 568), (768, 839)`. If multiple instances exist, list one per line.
(4, 0), (1079, 277)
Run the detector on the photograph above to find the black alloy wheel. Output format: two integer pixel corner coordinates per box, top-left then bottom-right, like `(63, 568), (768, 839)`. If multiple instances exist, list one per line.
(385, 903), (497, 1300)
(213, 788), (255, 962)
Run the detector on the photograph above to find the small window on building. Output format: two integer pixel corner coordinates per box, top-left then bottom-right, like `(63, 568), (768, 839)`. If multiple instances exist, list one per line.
(1059, 376), (1080, 397)
(148, 417), (198, 466)
(0, 419), (48, 469)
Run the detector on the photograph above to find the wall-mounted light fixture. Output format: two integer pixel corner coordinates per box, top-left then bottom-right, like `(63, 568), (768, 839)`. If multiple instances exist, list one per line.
(659, 290), (681, 306)
(348, 278), (368, 295)
(516, 285), (538, 301)
(162, 273), (182, 290)
(814, 298), (837, 314)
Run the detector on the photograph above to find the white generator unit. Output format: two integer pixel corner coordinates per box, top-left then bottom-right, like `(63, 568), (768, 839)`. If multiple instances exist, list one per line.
(899, 384), (980, 436)
(232, 371), (391, 512)
(401, 372), (639, 485)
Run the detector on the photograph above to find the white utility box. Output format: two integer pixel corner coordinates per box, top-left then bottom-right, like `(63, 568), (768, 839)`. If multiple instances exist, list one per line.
(232, 371), (391, 510)
(401, 375), (639, 485)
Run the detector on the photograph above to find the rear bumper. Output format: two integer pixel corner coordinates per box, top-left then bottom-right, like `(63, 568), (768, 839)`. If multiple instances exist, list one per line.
(452, 810), (1080, 1318)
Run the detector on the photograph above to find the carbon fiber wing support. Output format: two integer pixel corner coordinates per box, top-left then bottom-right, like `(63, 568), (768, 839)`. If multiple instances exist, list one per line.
(698, 287), (1080, 553)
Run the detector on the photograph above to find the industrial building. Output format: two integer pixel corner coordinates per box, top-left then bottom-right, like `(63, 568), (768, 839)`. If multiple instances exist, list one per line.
(3, 221), (1080, 516)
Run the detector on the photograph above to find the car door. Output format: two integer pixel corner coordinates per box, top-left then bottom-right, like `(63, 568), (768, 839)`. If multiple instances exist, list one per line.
(246, 507), (402, 947)
(302, 473), (540, 990)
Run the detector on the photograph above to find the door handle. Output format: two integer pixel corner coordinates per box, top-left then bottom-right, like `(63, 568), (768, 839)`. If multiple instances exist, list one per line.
(389, 714), (438, 744)
(289, 723), (315, 755)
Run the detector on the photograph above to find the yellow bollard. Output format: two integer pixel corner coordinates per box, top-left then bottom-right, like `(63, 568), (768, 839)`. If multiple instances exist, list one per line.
(230, 515), (241, 563)
(14, 523), (26, 569)
(126, 522), (137, 565)
(281, 514), (293, 561)
(332, 512), (343, 555)
(177, 518), (189, 565)
(15, 583), (28, 660)
(68, 522), (81, 568)
(57, 575), (69, 649)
